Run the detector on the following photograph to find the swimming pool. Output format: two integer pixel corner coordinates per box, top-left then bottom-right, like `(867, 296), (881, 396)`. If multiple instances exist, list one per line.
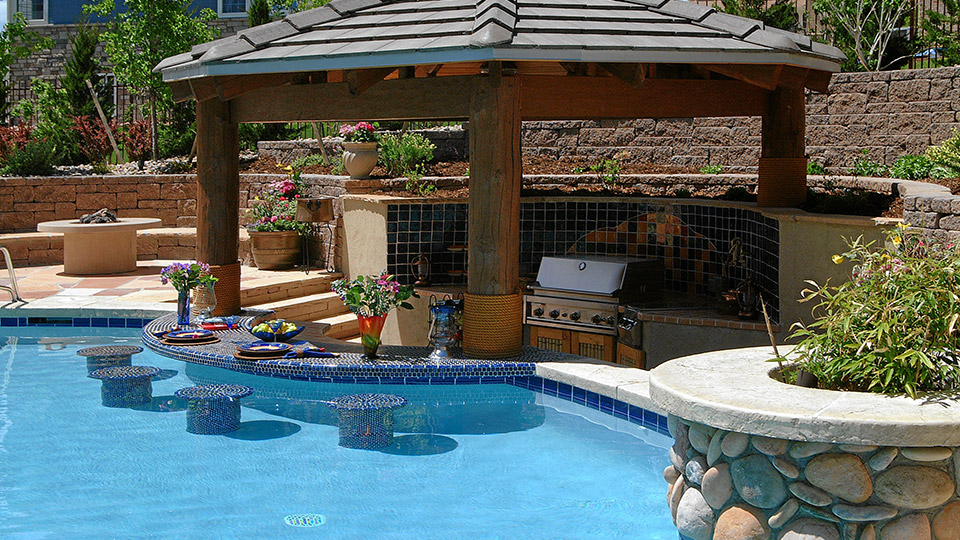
(1, 327), (675, 539)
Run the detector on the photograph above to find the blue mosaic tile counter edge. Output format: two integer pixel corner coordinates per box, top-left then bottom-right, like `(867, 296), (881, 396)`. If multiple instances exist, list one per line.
(142, 314), (539, 385)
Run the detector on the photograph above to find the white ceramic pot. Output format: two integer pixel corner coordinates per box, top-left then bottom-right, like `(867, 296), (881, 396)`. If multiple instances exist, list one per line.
(342, 141), (378, 179)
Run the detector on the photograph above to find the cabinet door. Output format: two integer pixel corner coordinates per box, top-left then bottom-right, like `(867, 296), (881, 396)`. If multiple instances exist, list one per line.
(530, 326), (571, 354)
(573, 332), (615, 363)
(617, 343), (646, 370)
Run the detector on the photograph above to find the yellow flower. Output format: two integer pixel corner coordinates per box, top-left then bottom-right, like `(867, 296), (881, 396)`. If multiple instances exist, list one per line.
(284, 165), (293, 172)
(832, 254), (844, 265)
(897, 222), (908, 230)
(276, 162), (285, 168)
(892, 236), (902, 246)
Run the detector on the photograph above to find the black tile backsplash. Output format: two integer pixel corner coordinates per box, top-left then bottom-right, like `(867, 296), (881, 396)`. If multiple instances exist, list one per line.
(387, 200), (780, 319)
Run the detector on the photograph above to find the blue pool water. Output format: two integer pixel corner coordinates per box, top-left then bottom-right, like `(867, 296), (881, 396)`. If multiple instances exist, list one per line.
(0, 328), (675, 539)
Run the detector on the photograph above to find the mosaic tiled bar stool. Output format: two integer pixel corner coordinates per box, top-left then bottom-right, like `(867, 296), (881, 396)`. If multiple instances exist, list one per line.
(89, 365), (160, 408)
(327, 394), (408, 449)
(77, 345), (142, 373)
(174, 384), (253, 435)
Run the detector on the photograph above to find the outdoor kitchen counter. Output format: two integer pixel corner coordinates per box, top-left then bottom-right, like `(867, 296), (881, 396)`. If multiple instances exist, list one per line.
(622, 293), (779, 333)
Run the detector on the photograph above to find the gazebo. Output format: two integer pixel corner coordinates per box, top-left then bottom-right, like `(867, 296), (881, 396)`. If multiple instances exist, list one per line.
(156, 0), (844, 359)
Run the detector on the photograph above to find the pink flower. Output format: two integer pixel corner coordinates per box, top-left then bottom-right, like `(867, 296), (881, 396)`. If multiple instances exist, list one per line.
(270, 216), (278, 223)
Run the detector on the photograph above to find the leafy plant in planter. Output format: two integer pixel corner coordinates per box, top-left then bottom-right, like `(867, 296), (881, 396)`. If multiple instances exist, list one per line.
(889, 154), (933, 180)
(379, 132), (435, 178)
(247, 170), (311, 235)
(791, 224), (960, 397)
(926, 128), (960, 178)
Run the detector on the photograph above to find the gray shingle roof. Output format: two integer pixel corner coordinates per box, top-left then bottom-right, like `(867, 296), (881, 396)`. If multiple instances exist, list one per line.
(156, 0), (845, 81)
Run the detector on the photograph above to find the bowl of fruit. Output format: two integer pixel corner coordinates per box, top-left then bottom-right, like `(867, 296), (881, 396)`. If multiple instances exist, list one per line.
(250, 319), (304, 342)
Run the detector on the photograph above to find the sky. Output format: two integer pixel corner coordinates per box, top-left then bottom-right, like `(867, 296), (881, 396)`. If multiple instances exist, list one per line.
(0, 2), (6, 28)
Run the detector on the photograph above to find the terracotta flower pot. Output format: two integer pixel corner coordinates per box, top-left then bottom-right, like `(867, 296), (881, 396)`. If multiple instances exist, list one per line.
(249, 230), (301, 270)
(342, 141), (378, 179)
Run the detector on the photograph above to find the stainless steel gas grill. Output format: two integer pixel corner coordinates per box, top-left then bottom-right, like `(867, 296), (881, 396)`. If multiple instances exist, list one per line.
(523, 256), (663, 364)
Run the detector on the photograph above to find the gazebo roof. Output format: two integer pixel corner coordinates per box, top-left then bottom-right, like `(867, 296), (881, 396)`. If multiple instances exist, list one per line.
(157, 0), (844, 81)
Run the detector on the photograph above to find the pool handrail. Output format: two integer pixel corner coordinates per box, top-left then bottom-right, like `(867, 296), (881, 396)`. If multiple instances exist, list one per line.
(0, 246), (25, 303)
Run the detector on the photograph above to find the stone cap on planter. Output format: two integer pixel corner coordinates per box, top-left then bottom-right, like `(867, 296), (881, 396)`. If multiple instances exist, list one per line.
(649, 345), (960, 447)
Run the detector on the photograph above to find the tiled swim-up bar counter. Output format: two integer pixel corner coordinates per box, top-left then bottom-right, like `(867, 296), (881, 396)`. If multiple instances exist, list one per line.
(141, 314), (670, 435)
(651, 347), (960, 540)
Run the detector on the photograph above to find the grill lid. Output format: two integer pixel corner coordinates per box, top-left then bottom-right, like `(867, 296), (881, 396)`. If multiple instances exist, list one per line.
(535, 256), (660, 296)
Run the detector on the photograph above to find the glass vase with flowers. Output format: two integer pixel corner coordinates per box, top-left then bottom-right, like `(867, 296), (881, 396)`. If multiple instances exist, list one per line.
(160, 262), (219, 327)
(332, 272), (418, 358)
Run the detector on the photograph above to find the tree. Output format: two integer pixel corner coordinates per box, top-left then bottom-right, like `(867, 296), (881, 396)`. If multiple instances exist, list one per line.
(813, 0), (912, 71)
(922, 0), (960, 66)
(721, 0), (798, 32)
(0, 13), (54, 125)
(62, 17), (112, 119)
(248, 0), (272, 27)
(84, 0), (220, 158)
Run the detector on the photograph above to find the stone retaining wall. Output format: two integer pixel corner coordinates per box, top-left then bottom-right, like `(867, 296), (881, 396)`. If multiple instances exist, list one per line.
(667, 415), (960, 540)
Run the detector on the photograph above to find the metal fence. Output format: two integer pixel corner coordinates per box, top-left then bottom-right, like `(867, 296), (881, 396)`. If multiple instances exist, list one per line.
(6, 79), (148, 125)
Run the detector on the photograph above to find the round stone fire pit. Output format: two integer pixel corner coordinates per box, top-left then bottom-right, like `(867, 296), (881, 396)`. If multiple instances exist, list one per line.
(37, 217), (161, 274)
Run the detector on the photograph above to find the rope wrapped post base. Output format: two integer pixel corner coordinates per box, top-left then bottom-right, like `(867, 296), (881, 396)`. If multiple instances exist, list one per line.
(209, 261), (241, 316)
(757, 157), (808, 208)
(463, 293), (522, 359)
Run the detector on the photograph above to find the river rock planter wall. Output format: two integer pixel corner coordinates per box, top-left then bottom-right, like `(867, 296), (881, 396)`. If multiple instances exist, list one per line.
(651, 347), (960, 540)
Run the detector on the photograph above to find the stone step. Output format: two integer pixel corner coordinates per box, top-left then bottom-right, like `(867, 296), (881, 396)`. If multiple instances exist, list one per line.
(318, 312), (360, 340)
(240, 273), (339, 306)
(251, 291), (349, 322)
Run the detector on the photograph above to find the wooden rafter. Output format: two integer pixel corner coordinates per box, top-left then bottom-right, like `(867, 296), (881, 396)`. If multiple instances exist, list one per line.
(345, 67), (397, 95)
(599, 63), (646, 89)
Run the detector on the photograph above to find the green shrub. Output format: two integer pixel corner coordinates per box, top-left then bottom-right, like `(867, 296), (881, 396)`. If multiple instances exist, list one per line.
(699, 164), (723, 174)
(792, 225), (960, 397)
(926, 129), (960, 178)
(158, 122), (195, 158)
(802, 187), (894, 216)
(807, 161), (826, 175)
(849, 150), (888, 177)
(378, 132), (435, 177)
(890, 154), (934, 180)
(573, 157), (622, 187)
(404, 166), (436, 197)
(290, 153), (328, 170)
(2, 139), (58, 176)
(11, 79), (76, 165)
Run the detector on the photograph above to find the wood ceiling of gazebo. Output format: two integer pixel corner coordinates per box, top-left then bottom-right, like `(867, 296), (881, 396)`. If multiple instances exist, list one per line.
(156, 0), (844, 123)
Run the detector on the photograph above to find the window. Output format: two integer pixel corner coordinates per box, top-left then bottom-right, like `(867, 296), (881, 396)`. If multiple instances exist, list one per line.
(220, 0), (249, 16)
(15, 0), (45, 22)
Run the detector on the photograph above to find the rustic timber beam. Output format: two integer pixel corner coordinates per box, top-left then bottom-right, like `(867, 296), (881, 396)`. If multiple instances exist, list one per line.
(758, 85), (807, 207)
(702, 64), (829, 93)
(599, 63), (646, 88)
(189, 78), (220, 102)
(214, 73), (298, 101)
(231, 75), (479, 123)
(170, 80), (194, 103)
(345, 67), (396, 95)
(519, 75), (770, 120)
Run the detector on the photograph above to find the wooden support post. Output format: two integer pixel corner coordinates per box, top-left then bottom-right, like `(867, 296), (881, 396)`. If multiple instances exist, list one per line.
(463, 66), (523, 359)
(758, 85), (807, 207)
(196, 98), (241, 315)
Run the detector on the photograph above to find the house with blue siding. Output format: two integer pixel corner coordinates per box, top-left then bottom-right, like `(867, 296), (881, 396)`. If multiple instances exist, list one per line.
(8, 0), (251, 25)
(6, 1), (248, 92)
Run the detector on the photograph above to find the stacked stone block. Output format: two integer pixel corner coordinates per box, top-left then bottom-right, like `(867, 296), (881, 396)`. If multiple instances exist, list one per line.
(666, 414), (960, 540)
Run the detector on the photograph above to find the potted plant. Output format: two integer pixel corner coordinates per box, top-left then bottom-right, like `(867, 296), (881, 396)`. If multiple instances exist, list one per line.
(160, 261), (218, 327)
(246, 169), (311, 270)
(331, 272), (417, 358)
(339, 121), (378, 179)
(791, 222), (960, 397)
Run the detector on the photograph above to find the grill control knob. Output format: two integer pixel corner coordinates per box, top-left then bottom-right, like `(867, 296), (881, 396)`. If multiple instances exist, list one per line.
(550, 309), (561, 319)
(592, 314), (603, 324)
(532, 307), (544, 317)
(570, 311), (581, 321)
(607, 316), (617, 325)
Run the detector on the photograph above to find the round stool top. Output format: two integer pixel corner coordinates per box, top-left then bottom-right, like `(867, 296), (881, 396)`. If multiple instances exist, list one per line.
(327, 393), (407, 411)
(89, 365), (161, 380)
(175, 384), (254, 401)
(77, 345), (143, 358)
